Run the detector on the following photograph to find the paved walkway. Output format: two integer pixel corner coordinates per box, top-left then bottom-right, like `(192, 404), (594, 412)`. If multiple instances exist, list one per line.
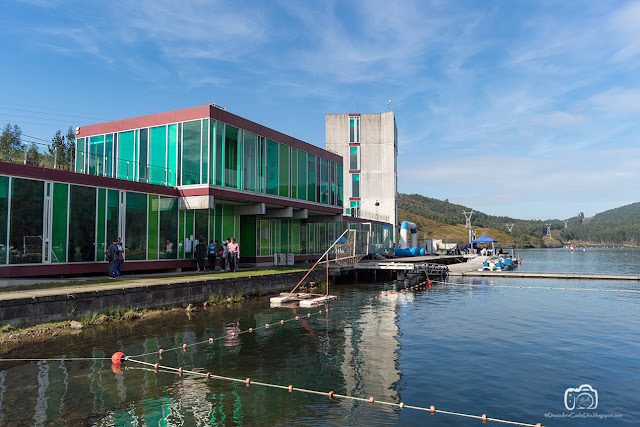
(447, 256), (489, 276)
(0, 268), (294, 302)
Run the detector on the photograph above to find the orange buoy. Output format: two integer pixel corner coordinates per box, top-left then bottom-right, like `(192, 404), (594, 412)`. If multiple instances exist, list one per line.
(295, 315), (300, 320)
(265, 323), (270, 329)
(231, 332), (236, 337)
(245, 378), (251, 385)
(288, 385), (293, 392)
(280, 320), (284, 324)
(159, 348), (163, 355)
(249, 328), (253, 333)
(208, 337), (214, 343)
(428, 281), (432, 285)
(307, 313), (311, 317)
(319, 310), (322, 314)
(206, 372), (211, 379)
(111, 352), (126, 364)
(154, 363), (159, 370)
(182, 343), (187, 351)
(178, 367), (183, 375)
(430, 405), (435, 414)
(328, 391), (335, 399)
(482, 413), (488, 422)
(369, 397), (374, 404)
(111, 364), (122, 374)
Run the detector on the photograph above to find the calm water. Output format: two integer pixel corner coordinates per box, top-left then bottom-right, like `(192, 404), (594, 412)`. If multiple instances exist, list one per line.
(1, 249), (639, 426)
(516, 247), (640, 275)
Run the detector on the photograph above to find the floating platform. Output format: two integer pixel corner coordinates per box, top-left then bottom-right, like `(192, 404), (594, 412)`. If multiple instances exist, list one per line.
(270, 293), (337, 306)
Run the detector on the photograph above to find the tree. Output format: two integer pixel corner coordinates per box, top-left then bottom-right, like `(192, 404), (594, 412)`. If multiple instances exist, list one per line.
(47, 127), (76, 170)
(0, 123), (23, 161)
(26, 142), (40, 165)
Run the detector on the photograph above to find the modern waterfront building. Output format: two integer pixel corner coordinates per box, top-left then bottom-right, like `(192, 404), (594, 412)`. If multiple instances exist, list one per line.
(326, 112), (398, 242)
(0, 105), (393, 278)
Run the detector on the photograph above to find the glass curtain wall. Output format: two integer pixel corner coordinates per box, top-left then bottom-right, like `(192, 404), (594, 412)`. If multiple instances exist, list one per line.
(139, 128), (148, 183)
(224, 126), (239, 188)
(243, 131), (258, 192)
(266, 139), (278, 195)
(50, 183), (67, 263)
(167, 124), (177, 186)
(9, 178), (43, 264)
(160, 196), (178, 259)
(106, 190), (119, 244)
(118, 131), (135, 181)
(125, 192), (147, 260)
(320, 158), (328, 204)
(0, 177), (8, 264)
(307, 154), (316, 202)
(297, 150), (307, 201)
(279, 144), (290, 198)
(68, 185), (96, 262)
(182, 120), (201, 185)
(149, 126), (167, 185)
(148, 195), (159, 260)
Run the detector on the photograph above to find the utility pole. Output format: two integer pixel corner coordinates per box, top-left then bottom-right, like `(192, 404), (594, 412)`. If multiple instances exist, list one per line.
(545, 224), (552, 238)
(506, 223), (514, 233)
(463, 210), (474, 247)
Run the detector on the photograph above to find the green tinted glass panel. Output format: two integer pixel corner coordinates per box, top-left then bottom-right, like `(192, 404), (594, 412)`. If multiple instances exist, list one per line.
(209, 121), (215, 186)
(278, 144), (289, 198)
(105, 134), (114, 178)
(352, 173), (360, 198)
(139, 128), (148, 183)
(297, 150), (306, 200)
(337, 164), (343, 206)
(148, 195), (159, 260)
(291, 219), (300, 254)
(258, 137), (265, 193)
(182, 120), (201, 185)
(96, 188), (106, 258)
(318, 223), (326, 253)
(243, 131), (257, 192)
(0, 176), (7, 264)
(214, 204), (223, 243)
(349, 146), (358, 170)
(307, 154), (316, 202)
(222, 205), (234, 241)
(201, 119), (209, 184)
(159, 196), (178, 259)
(106, 190), (119, 245)
(215, 123), (224, 186)
(240, 216), (256, 257)
(271, 220), (279, 253)
(265, 139), (278, 195)
(195, 209), (208, 245)
(280, 219), (289, 253)
(224, 126), (239, 188)
(150, 126), (167, 185)
(179, 210), (185, 259)
(209, 209), (215, 243)
(118, 131), (135, 180)
(184, 210), (194, 259)
(307, 223), (315, 254)
(125, 192), (147, 260)
(300, 222), (307, 254)
(330, 162), (337, 205)
(290, 148), (297, 199)
(89, 135), (104, 176)
(68, 185), (96, 262)
(10, 178), (43, 264)
(167, 124), (177, 186)
(259, 219), (269, 256)
(320, 158), (329, 204)
(75, 138), (85, 173)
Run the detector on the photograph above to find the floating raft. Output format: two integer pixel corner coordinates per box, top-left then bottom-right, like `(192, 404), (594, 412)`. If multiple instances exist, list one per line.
(270, 292), (337, 306)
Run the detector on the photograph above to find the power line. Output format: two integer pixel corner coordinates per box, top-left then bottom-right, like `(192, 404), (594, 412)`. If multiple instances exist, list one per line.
(0, 106), (109, 122)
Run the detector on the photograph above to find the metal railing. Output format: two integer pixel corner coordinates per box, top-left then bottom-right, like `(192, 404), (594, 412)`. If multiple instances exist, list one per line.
(345, 207), (390, 223)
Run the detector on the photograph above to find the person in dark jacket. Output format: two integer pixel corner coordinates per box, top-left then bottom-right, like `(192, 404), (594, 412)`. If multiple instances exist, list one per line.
(107, 238), (120, 279)
(195, 238), (207, 272)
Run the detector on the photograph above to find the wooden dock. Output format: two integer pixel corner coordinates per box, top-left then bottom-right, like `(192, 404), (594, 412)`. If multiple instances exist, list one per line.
(459, 271), (640, 281)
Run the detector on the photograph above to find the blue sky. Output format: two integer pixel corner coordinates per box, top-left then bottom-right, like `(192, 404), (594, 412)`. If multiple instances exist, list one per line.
(2, 0), (640, 220)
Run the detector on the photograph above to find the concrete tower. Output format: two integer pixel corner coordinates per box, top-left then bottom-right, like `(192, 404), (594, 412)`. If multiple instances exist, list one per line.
(326, 112), (398, 242)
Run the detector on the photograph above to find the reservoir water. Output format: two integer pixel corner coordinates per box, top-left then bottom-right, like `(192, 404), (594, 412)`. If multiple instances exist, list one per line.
(1, 248), (638, 426)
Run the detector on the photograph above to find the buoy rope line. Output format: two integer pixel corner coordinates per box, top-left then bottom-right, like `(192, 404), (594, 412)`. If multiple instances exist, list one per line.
(132, 307), (334, 358)
(0, 357), (111, 362)
(122, 356), (543, 427)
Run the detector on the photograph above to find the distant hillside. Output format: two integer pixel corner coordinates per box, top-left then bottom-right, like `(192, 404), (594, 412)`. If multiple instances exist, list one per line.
(561, 202), (640, 246)
(398, 194), (581, 248)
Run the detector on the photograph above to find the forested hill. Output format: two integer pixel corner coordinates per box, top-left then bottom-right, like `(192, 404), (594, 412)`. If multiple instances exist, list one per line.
(560, 202), (640, 245)
(399, 193), (640, 247)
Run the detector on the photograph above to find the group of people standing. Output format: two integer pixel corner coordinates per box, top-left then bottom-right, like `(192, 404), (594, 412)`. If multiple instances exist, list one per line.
(195, 237), (240, 273)
(107, 237), (125, 279)
(107, 236), (239, 278)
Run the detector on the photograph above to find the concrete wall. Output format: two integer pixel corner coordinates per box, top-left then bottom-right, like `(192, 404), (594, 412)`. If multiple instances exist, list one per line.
(0, 272), (311, 326)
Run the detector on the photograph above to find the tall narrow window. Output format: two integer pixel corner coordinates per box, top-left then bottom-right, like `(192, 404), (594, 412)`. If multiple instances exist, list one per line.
(349, 146), (359, 170)
(352, 173), (360, 198)
(349, 116), (360, 143)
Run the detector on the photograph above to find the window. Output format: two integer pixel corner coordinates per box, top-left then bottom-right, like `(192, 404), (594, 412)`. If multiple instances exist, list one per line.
(352, 173), (360, 198)
(307, 154), (316, 202)
(68, 185), (96, 262)
(159, 196), (178, 259)
(320, 158), (329, 204)
(349, 146), (360, 170)
(349, 116), (360, 143)
(118, 131), (135, 180)
(0, 176), (9, 264)
(224, 125), (239, 188)
(9, 178), (44, 264)
(266, 139), (278, 195)
(125, 192), (147, 260)
(279, 144), (290, 197)
(243, 131), (258, 192)
(149, 126), (167, 185)
(182, 120), (201, 185)
(139, 128), (148, 183)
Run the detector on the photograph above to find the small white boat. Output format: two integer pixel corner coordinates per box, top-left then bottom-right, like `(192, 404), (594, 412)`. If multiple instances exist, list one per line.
(299, 295), (338, 307)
